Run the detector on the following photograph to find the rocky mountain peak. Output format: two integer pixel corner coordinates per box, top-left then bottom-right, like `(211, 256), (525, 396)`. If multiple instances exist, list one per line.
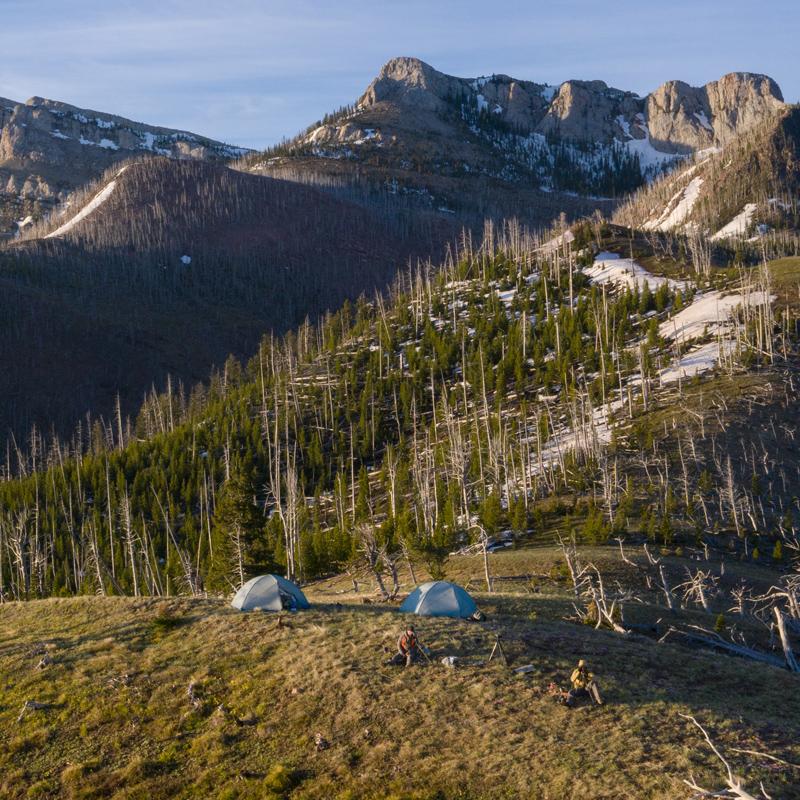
(359, 56), (462, 112)
(646, 71), (785, 152)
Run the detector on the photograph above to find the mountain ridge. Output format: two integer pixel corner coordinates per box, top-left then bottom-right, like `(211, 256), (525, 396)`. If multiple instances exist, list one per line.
(358, 57), (784, 149)
(242, 58), (786, 225)
(0, 94), (250, 238)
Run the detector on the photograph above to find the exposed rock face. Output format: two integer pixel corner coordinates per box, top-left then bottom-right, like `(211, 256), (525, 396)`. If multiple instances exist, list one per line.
(0, 96), (249, 237)
(646, 73), (784, 152)
(359, 57), (463, 112)
(311, 56), (785, 155)
(538, 80), (642, 141)
(705, 72), (785, 142)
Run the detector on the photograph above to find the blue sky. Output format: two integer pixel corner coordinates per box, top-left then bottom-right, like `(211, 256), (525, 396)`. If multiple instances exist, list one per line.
(1, 0), (797, 150)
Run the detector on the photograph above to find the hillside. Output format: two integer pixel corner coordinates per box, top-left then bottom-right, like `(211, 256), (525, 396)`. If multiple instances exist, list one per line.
(0, 94), (249, 240)
(0, 219), (794, 598)
(1, 62), (792, 451)
(614, 106), (800, 242)
(0, 158), (457, 446)
(1, 546), (799, 800)
(239, 58), (786, 225)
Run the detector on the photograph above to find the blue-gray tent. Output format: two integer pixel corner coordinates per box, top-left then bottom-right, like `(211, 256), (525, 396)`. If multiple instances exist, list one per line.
(399, 581), (477, 618)
(231, 574), (310, 612)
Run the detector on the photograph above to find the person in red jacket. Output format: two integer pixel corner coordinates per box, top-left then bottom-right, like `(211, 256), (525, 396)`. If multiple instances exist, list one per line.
(397, 625), (421, 667)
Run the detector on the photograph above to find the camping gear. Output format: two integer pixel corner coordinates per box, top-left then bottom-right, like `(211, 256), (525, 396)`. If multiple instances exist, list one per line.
(231, 574), (310, 612)
(399, 581), (478, 619)
(488, 634), (508, 665)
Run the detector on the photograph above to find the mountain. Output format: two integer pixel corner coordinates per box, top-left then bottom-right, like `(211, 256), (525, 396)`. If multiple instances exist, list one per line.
(614, 105), (800, 241)
(0, 62), (791, 450)
(241, 58), (786, 223)
(0, 95), (250, 239)
(0, 157), (456, 445)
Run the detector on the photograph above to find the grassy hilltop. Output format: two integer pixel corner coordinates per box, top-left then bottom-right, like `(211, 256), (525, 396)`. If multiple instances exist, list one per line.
(1, 547), (799, 800)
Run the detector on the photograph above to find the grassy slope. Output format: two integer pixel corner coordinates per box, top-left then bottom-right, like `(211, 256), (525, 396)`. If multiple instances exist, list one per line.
(1, 549), (799, 800)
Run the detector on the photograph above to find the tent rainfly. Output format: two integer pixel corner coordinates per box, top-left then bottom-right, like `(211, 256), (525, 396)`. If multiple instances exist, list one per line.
(231, 574), (310, 612)
(399, 581), (477, 618)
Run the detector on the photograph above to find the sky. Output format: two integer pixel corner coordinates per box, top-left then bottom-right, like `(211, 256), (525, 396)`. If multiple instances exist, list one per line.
(1, 0), (797, 150)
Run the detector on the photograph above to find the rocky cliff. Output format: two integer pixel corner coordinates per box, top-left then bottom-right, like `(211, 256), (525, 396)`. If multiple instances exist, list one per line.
(355, 57), (784, 149)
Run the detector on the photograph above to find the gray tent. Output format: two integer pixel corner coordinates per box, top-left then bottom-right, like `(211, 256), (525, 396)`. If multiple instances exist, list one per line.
(231, 574), (310, 612)
(399, 581), (477, 618)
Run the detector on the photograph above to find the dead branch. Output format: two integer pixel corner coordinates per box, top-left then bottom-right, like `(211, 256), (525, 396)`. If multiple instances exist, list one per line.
(17, 700), (50, 723)
(676, 568), (719, 612)
(680, 714), (764, 800)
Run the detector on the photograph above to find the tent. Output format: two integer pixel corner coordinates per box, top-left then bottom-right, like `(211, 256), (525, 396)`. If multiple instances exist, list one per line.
(399, 581), (477, 618)
(231, 574), (310, 612)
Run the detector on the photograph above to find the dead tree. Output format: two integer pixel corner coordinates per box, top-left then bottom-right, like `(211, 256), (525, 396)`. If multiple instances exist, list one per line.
(472, 523), (494, 593)
(680, 714), (767, 800)
(773, 607), (800, 672)
(677, 568), (719, 612)
(561, 538), (630, 635)
(355, 523), (391, 602)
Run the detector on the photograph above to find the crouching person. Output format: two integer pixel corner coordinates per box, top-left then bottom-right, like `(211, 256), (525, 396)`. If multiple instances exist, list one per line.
(566, 659), (603, 707)
(397, 625), (422, 667)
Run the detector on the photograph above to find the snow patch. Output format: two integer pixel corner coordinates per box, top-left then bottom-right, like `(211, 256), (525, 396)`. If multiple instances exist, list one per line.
(710, 204), (758, 240)
(138, 131), (172, 155)
(50, 130), (70, 140)
(586, 252), (686, 291)
(45, 181), (116, 238)
(693, 110), (714, 132)
(644, 176), (703, 231)
(77, 136), (119, 150)
(659, 340), (730, 384)
(537, 229), (575, 255)
(659, 288), (770, 343)
(624, 114), (683, 173)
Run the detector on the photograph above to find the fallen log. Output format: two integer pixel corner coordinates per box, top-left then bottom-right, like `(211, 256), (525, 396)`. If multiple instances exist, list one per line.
(660, 627), (785, 669)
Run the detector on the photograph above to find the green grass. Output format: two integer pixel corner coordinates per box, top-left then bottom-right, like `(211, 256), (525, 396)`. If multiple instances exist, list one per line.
(768, 257), (800, 308)
(1, 548), (799, 799)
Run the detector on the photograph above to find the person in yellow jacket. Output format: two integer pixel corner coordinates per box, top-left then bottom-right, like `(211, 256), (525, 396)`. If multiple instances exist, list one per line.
(566, 659), (603, 707)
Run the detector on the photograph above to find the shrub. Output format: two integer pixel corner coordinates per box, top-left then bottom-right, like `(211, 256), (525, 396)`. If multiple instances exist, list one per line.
(263, 764), (298, 796)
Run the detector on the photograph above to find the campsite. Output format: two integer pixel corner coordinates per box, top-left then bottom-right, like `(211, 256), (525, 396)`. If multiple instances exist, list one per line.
(2, 545), (799, 800)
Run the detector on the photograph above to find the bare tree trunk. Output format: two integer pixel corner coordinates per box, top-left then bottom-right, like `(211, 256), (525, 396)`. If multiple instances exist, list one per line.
(774, 607), (800, 672)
